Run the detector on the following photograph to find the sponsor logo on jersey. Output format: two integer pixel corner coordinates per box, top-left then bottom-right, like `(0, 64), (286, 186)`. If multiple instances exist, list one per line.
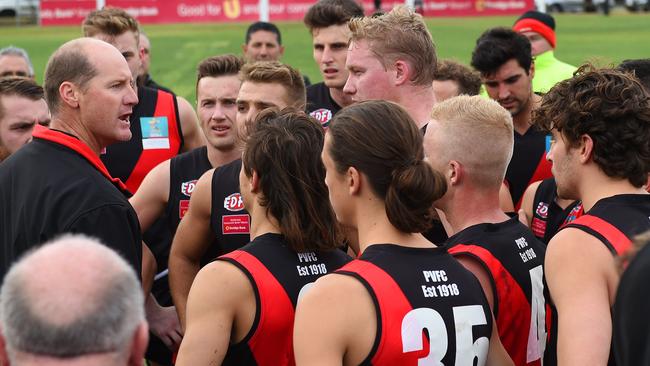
(310, 108), (333, 128)
(222, 214), (250, 234)
(224, 193), (244, 212)
(535, 202), (549, 219)
(180, 180), (198, 197)
(179, 200), (190, 219)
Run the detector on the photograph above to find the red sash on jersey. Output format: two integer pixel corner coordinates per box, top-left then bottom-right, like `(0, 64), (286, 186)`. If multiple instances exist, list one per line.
(448, 245), (546, 366)
(516, 155), (553, 210)
(32, 125), (129, 194)
(219, 250), (296, 366)
(125, 89), (182, 192)
(563, 214), (632, 256)
(339, 260), (428, 364)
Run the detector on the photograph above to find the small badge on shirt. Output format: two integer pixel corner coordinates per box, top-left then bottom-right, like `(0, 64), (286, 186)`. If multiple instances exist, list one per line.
(140, 117), (170, 150)
(222, 214), (250, 235)
(179, 200), (190, 219)
(224, 193), (244, 212)
(181, 180), (198, 197)
(310, 108), (333, 128)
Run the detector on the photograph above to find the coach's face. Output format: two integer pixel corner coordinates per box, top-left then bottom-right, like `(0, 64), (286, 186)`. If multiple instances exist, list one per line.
(343, 39), (396, 103)
(78, 42), (138, 149)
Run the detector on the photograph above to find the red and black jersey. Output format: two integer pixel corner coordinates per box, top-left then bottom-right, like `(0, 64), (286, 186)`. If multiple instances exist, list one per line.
(506, 127), (553, 210)
(530, 178), (583, 244)
(613, 235), (650, 366)
(101, 86), (183, 193)
(337, 244), (493, 365)
(306, 82), (341, 129)
(144, 146), (213, 307)
(218, 233), (351, 366)
(446, 217), (551, 366)
(209, 159), (251, 257)
(562, 194), (650, 257)
(561, 194), (650, 257)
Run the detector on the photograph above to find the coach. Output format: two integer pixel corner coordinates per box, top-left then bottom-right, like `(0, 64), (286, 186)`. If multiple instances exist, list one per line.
(0, 38), (142, 282)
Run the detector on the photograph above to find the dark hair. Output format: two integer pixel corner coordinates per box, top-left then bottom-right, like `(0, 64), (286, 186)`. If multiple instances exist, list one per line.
(0, 77), (44, 121)
(534, 64), (650, 188)
(434, 59), (482, 96)
(328, 100), (447, 233)
(619, 59), (650, 94)
(242, 108), (342, 252)
(44, 42), (98, 115)
(196, 54), (244, 95)
(245, 21), (282, 45)
(471, 27), (532, 75)
(304, 0), (364, 32)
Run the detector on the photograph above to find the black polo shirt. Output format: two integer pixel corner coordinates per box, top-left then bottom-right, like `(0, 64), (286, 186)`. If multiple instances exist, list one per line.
(0, 126), (142, 282)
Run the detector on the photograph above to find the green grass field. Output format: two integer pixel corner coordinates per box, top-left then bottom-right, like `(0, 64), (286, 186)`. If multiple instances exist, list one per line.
(1, 13), (649, 102)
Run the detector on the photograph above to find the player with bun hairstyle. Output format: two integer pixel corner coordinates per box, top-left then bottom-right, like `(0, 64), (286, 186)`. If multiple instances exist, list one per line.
(294, 100), (513, 365)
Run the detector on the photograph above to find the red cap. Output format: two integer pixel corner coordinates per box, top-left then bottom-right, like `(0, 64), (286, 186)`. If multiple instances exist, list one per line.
(513, 18), (556, 49)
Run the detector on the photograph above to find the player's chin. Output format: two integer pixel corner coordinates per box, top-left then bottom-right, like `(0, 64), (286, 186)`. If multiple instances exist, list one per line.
(117, 131), (133, 142)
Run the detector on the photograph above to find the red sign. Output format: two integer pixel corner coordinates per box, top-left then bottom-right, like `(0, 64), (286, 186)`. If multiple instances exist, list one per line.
(41, 0), (534, 26)
(222, 214), (250, 235)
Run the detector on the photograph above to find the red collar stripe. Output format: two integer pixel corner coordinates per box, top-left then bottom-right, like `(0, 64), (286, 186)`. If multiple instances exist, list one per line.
(32, 125), (130, 193)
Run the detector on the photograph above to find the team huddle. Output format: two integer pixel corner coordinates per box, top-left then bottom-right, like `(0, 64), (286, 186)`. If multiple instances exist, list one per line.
(0, 1), (649, 366)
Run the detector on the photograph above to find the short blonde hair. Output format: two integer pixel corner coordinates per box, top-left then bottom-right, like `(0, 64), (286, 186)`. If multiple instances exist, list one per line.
(240, 61), (306, 110)
(428, 95), (513, 188)
(82, 7), (139, 41)
(349, 6), (436, 86)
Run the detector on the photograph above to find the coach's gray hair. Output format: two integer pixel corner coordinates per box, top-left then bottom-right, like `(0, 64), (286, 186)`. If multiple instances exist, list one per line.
(0, 234), (144, 359)
(0, 46), (34, 76)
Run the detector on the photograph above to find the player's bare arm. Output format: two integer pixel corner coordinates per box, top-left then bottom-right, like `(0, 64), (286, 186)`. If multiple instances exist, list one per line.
(169, 168), (216, 328)
(546, 227), (618, 365)
(175, 260), (254, 365)
(294, 273), (376, 366)
(129, 159), (171, 232)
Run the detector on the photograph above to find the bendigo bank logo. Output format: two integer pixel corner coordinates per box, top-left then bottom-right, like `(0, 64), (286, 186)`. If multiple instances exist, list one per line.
(224, 193), (244, 212)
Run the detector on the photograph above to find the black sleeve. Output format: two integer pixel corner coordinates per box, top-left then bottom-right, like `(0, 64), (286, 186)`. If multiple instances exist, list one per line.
(66, 204), (143, 278)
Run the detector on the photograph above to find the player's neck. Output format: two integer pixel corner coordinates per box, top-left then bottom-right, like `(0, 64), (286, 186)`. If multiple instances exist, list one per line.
(329, 87), (353, 108)
(49, 115), (103, 155)
(578, 173), (648, 212)
(512, 93), (540, 135)
(443, 188), (509, 234)
(248, 204), (281, 241)
(355, 196), (434, 254)
(207, 145), (241, 168)
(399, 87), (435, 129)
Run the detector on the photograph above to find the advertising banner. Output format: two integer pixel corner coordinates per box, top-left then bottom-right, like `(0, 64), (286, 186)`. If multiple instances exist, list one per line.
(41, 0), (534, 26)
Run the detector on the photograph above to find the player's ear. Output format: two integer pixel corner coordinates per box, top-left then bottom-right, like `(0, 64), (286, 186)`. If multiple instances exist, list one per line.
(393, 60), (410, 86)
(578, 134), (594, 163)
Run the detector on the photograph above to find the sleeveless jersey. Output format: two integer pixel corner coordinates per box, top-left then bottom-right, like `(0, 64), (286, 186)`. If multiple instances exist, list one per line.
(559, 194), (650, 366)
(446, 217), (551, 366)
(306, 82), (341, 129)
(561, 194), (650, 257)
(144, 146), (213, 305)
(338, 244), (493, 365)
(613, 236), (650, 366)
(530, 178), (583, 244)
(101, 86), (183, 193)
(209, 159), (251, 256)
(506, 127), (553, 210)
(218, 233), (351, 366)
